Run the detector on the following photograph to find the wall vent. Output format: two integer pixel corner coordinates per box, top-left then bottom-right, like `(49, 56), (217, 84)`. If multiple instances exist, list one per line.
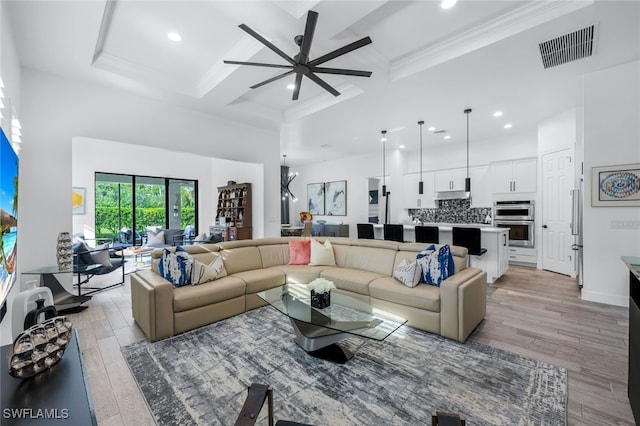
(539, 25), (595, 69)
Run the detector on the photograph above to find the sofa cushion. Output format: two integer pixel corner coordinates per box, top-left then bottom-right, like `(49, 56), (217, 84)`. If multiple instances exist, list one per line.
(191, 256), (227, 285)
(288, 240), (310, 265)
(417, 245), (455, 287)
(309, 239), (336, 266)
(268, 265), (331, 285)
(231, 268), (285, 294)
(393, 259), (421, 288)
(320, 268), (385, 296)
(369, 277), (440, 312)
(173, 276), (246, 312)
(343, 245), (397, 276)
(219, 246), (263, 274)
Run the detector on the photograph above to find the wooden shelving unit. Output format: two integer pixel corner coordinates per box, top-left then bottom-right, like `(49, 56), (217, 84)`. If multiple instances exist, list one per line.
(212, 182), (252, 241)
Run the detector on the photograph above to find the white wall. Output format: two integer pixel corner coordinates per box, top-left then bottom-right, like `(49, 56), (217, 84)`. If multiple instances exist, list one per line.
(0, 1), (21, 132)
(72, 137), (264, 239)
(582, 60), (640, 307)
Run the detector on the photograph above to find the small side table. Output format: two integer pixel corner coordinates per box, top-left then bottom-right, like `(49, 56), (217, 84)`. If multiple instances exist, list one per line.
(1, 329), (97, 425)
(22, 267), (94, 313)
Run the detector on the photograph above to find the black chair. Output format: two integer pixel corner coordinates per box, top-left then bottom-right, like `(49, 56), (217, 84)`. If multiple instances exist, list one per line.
(357, 223), (375, 239)
(235, 383), (311, 426)
(383, 224), (404, 242)
(72, 239), (125, 296)
(452, 227), (487, 256)
(415, 225), (439, 244)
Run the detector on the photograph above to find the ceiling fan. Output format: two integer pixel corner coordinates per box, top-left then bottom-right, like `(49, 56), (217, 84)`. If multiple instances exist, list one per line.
(224, 10), (372, 100)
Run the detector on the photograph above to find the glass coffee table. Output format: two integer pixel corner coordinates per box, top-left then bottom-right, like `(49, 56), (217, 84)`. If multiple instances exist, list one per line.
(257, 284), (407, 363)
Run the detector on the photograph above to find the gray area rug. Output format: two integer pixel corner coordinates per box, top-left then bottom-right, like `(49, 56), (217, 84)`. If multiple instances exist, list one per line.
(121, 307), (567, 425)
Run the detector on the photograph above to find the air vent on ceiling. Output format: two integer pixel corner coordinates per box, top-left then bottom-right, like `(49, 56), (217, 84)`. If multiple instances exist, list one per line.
(539, 25), (595, 69)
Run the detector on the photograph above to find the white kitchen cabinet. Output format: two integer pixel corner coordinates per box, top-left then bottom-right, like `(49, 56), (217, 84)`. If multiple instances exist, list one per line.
(403, 172), (435, 208)
(470, 165), (492, 207)
(435, 167), (467, 191)
(469, 229), (509, 284)
(491, 158), (537, 194)
(507, 246), (537, 265)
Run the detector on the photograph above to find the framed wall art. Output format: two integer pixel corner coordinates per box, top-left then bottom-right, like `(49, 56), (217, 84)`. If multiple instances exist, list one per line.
(591, 163), (640, 207)
(72, 187), (86, 215)
(325, 180), (347, 216)
(307, 182), (325, 215)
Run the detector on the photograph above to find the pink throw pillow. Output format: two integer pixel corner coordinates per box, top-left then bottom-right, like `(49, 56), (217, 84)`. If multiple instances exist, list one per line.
(289, 240), (311, 265)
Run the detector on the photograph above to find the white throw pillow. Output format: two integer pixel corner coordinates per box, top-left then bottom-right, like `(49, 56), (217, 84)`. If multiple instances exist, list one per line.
(194, 233), (207, 242)
(191, 256), (227, 285)
(147, 230), (165, 245)
(393, 258), (421, 288)
(309, 239), (336, 266)
(89, 249), (112, 267)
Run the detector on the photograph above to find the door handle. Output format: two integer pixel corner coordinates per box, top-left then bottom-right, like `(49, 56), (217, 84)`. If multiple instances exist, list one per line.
(542, 225), (548, 229)
(513, 181), (516, 192)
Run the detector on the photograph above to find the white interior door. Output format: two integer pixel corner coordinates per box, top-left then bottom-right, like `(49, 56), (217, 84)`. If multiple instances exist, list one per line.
(541, 148), (575, 276)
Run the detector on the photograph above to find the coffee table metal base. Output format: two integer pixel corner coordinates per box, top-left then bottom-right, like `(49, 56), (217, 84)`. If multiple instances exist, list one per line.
(290, 319), (355, 364)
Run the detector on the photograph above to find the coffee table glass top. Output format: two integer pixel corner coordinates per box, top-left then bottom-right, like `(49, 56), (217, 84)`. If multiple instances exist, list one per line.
(257, 284), (407, 341)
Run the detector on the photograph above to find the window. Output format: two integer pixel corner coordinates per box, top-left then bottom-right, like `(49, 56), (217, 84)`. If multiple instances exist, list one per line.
(95, 173), (198, 245)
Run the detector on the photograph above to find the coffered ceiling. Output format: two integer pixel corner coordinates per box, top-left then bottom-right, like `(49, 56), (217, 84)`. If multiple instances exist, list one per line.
(6, 1), (640, 165)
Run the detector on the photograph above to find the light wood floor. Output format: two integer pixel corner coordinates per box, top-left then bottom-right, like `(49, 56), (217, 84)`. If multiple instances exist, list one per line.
(66, 265), (634, 425)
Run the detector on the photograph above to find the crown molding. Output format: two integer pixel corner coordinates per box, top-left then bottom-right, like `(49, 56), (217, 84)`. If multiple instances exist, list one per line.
(390, 0), (594, 82)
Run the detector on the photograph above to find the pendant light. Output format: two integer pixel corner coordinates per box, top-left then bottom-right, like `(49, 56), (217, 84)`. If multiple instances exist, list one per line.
(464, 108), (472, 192)
(418, 120), (424, 194)
(381, 130), (387, 197)
(281, 155), (298, 201)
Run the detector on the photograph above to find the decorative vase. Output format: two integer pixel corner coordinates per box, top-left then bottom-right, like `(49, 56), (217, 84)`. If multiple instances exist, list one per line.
(56, 232), (73, 272)
(8, 316), (73, 379)
(23, 299), (58, 330)
(311, 290), (331, 309)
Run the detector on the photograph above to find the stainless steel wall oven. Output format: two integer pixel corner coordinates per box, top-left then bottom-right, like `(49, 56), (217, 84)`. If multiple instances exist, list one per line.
(493, 201), (535, 248)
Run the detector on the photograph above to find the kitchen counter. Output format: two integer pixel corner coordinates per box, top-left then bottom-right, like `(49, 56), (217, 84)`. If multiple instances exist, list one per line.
(373, 223), (509, 284)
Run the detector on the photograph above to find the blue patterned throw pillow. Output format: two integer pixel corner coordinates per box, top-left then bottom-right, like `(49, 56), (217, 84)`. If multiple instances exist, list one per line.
(416, 244), (455, 287)
(158, 246), (193, 288)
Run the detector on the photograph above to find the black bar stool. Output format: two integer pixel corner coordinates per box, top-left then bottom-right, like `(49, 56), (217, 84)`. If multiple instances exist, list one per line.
(452, 227), (487, 263)
(357, 223), (375, 239)
(383, 224), (404, 242)
(415, 225), (439, 244)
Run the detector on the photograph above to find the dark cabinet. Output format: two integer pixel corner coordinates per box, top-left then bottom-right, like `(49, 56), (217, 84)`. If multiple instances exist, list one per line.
(623, 256), (640, 425)
(311, 224), (349, 237)
(215, 183), (252, 240)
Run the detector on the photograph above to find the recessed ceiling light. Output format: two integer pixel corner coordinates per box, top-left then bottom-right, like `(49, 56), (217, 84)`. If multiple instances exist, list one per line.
(504, 123), (513, 129)
(441, 0), (457, 9)
(287, 83), (295, 90)
(167, 32), (182, 42)
(399, 145), (405, 149)
(444, 135), (451, 140)
(493, 111), (503, 117)
(428, 126), (436, 132)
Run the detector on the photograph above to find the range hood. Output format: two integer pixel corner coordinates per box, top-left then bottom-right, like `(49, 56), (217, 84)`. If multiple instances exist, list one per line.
(433, 190), (471, 201)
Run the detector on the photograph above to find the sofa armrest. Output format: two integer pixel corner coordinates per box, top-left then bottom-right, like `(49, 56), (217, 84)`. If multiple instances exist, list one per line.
(130, 269), (174, 342)
(439, 267), (487, 342)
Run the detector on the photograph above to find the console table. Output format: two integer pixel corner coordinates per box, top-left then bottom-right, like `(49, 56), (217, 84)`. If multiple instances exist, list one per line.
(622, 256), (640, 424)
(22, 267), (93, 313)
(1, 329), (97, 425)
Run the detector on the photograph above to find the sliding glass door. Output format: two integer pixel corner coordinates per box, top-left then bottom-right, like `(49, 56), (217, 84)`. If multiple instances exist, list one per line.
(95, 173), (198, 244)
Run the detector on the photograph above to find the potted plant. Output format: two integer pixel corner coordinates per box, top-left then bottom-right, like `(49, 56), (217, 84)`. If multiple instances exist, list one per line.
(307, 278), (335, 309)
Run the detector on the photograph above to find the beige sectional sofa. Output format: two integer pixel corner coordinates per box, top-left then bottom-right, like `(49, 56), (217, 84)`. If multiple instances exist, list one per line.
(130, 237), (487, 343)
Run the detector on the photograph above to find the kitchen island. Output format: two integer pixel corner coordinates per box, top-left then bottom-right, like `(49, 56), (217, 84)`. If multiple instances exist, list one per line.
(373, 223), (509, 284)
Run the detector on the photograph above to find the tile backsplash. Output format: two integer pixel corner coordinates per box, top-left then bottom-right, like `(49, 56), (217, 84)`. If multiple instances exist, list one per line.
(408, 199), (492, 224)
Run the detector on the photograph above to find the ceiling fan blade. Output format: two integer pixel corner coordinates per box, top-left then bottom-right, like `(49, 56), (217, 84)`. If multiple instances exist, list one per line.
(311, 67), (372, 77)
(292, 73), (303, 101)
(224, 60), (292, 69)
(250, 70), (295, 89)
(239, 24), (296, 66)
(308, 36), (372, 67)
(306, 73), (340, 97)
(298, 10), (318, 64)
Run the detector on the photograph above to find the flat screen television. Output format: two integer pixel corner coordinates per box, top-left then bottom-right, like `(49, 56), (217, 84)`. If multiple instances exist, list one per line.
(0, 127), (18, 321)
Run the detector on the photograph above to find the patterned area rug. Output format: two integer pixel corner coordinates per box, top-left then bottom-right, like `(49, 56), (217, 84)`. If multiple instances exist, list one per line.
(121, 307), (567, 425)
